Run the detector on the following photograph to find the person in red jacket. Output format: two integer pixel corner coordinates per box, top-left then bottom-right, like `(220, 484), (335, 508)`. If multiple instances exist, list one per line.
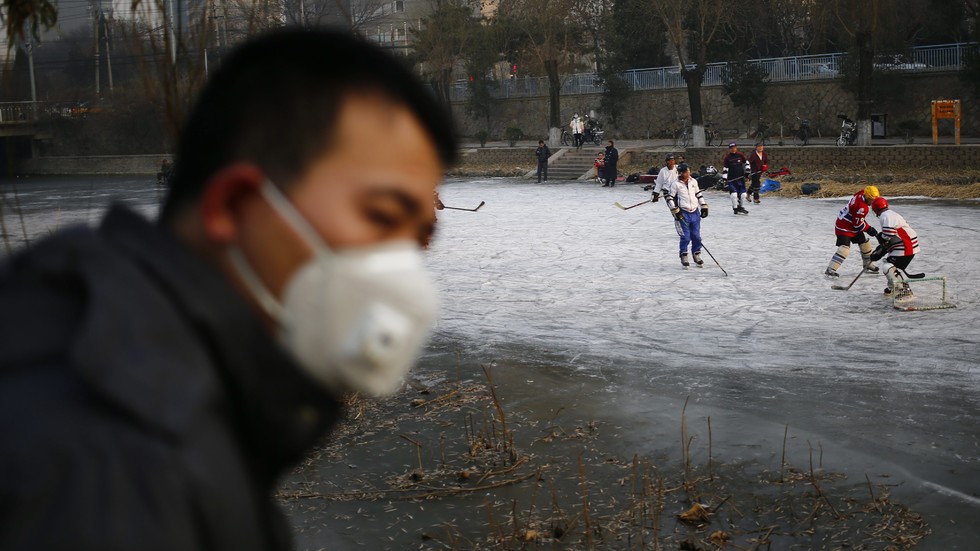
(748, 142), (769, 204)
(825, 185), (881, 277)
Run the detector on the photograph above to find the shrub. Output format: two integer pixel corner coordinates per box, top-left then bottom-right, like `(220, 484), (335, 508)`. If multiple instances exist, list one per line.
(504, 127), (524, 146)
(475, 129), (489, 147)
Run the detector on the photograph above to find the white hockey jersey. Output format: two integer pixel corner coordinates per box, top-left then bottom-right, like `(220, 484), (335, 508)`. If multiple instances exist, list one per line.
(879, 209), (919, 257)
(666, 177), (707, 213)
(653, 166), (677, 196)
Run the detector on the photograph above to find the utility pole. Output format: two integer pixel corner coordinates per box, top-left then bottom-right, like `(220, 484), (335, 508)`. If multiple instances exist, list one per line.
(24, 37), (37, 119)
(167, 0), (177, 67)
(93, 2), (101, 98)
(103, 10), (114, 94)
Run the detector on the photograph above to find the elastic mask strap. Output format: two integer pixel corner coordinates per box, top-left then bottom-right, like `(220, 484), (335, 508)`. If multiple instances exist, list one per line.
(227, 246), (288, 323)
(260, 180), (333, 258)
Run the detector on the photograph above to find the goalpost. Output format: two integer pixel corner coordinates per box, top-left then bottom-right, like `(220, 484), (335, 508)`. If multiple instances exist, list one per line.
(892, 276), (956, 311)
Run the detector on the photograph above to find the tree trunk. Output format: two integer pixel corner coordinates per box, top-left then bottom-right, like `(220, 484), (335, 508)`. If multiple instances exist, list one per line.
(855, 32), (874, 146)
(545, 59), (562, 129)
(683, 69), (706, 147)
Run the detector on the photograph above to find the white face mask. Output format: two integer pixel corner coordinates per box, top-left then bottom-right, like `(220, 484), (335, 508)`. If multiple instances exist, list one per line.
(227, 181), (440, 397)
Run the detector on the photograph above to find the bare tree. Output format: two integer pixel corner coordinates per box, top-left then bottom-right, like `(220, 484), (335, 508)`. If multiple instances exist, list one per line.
(652, 0), (731, 147)
(496, 0), (585, 136)
(819, 0), (903, 145)
(411, 0), (477, 110)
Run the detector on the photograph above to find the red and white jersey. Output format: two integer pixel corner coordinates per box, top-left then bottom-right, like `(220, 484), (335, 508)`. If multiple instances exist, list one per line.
(835, 191), (872, 236)
(878, 209), (920, 257)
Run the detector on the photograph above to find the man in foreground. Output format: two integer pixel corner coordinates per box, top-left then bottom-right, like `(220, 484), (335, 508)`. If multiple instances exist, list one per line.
(0, 29), (456, 549)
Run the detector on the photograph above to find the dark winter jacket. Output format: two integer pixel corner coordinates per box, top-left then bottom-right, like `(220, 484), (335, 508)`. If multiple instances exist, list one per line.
(0, 206), (342, 551)
(748, 149), (769, 175)
(604, 145), (619, 179)
(723, 152), (748, 182)
(535, 145), (551, 165)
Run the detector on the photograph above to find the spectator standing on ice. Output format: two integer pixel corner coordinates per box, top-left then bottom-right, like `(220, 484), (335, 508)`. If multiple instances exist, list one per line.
(869, 197), (920, 296)
(604, 140), (619, 186)
(825, 185), (882, 277)
(535, 140), (550, 182)
(0, 28), (456, 550)
(649, 153), (677, 204)
(723, 142), (749, 214)
(571, 113), (584, 148)
(664, 163), (709, 267)
(747, 142), (769, 204)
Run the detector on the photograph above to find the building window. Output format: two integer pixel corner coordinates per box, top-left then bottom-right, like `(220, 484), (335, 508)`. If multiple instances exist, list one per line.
(394, 0), (404, 12)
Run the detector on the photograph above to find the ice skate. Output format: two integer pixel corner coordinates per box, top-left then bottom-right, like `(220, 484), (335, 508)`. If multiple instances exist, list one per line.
(680, 253), (690, 268)
(693, 252), (704, 267)
(863, 262), (879, 273)
(825, 268), (839, 278)
(737, 205), (749, 214)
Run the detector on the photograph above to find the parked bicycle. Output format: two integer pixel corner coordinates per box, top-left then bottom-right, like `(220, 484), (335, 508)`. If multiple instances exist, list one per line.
(560, 127), (571, 146)
(704, 121), (717, 146)
(793, 116), (811, 146)
(674, 125), (692, 147)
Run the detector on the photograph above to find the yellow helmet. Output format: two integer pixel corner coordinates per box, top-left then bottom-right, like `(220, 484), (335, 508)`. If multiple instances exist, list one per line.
(863, 185), (880, 203)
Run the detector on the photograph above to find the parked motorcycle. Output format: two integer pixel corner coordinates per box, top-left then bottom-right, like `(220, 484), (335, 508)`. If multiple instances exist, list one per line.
(583, 115), (605, 145)
(837, 113), (857, 146)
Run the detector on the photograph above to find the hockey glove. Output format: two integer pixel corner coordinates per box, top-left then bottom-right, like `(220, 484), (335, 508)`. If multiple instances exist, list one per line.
(651, 192), (660, 202)
(700, 206), (709, 218)
(671, 207), (682, 220)
(866, 226), (878, 237)
(870, 245), (886, 262)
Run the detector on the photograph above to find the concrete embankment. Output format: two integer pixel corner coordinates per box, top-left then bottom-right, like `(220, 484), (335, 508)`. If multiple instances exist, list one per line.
(16, 155), (170, 176)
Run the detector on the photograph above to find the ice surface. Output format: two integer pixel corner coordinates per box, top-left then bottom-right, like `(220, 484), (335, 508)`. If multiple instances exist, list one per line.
(427, 177), (980, 544)
(429, 178), (979, 384)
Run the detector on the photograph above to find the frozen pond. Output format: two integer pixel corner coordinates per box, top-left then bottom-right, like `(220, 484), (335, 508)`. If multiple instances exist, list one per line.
(425, 177), (980, 546)
(3, 175), (979, 546)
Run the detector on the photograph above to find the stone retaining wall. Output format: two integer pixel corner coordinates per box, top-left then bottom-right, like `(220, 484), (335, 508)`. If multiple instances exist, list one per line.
(451, 73), (976, 142)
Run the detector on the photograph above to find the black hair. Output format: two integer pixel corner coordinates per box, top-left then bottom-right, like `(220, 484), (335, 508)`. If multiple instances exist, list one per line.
(160, 27), (457, 222)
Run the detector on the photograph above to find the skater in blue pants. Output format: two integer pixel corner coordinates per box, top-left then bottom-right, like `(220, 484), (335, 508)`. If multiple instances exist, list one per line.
(664, 163), (709, 267)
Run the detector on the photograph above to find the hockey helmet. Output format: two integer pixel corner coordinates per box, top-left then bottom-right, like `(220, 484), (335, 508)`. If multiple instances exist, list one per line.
(863, 185), (880, 203)
(872, 197), (889, 215)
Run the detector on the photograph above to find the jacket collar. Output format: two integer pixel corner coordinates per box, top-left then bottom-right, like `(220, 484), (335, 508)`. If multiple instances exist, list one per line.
(72, 206), (341, 473)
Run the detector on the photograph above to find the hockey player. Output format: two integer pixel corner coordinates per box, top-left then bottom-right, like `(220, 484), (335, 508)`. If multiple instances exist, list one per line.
(869, 197), (919, 296)
(664, 163), (709, 267)
(722, 142), (749, 214)
(648, 153), (677, 203)
(748, 142), (769, 204)
(825, 185), (881, 278)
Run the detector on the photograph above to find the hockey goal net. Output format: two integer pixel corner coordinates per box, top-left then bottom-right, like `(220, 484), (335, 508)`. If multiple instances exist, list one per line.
(892, 276), (956, 311)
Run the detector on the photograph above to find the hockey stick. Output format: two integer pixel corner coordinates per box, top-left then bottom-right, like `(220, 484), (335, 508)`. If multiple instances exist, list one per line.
(700, 243), (728, 276)
(442, 201), (485, 212)
(831, 269), (865, 290)
(898, 267), (926, 279)
(614, 199), (652, 210)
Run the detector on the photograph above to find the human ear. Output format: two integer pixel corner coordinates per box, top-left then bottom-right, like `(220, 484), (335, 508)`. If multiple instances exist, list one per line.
(198, 164), (266, 245)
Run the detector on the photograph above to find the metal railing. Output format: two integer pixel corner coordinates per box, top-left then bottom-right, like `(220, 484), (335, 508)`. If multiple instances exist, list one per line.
(449, 42), (976, 102)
